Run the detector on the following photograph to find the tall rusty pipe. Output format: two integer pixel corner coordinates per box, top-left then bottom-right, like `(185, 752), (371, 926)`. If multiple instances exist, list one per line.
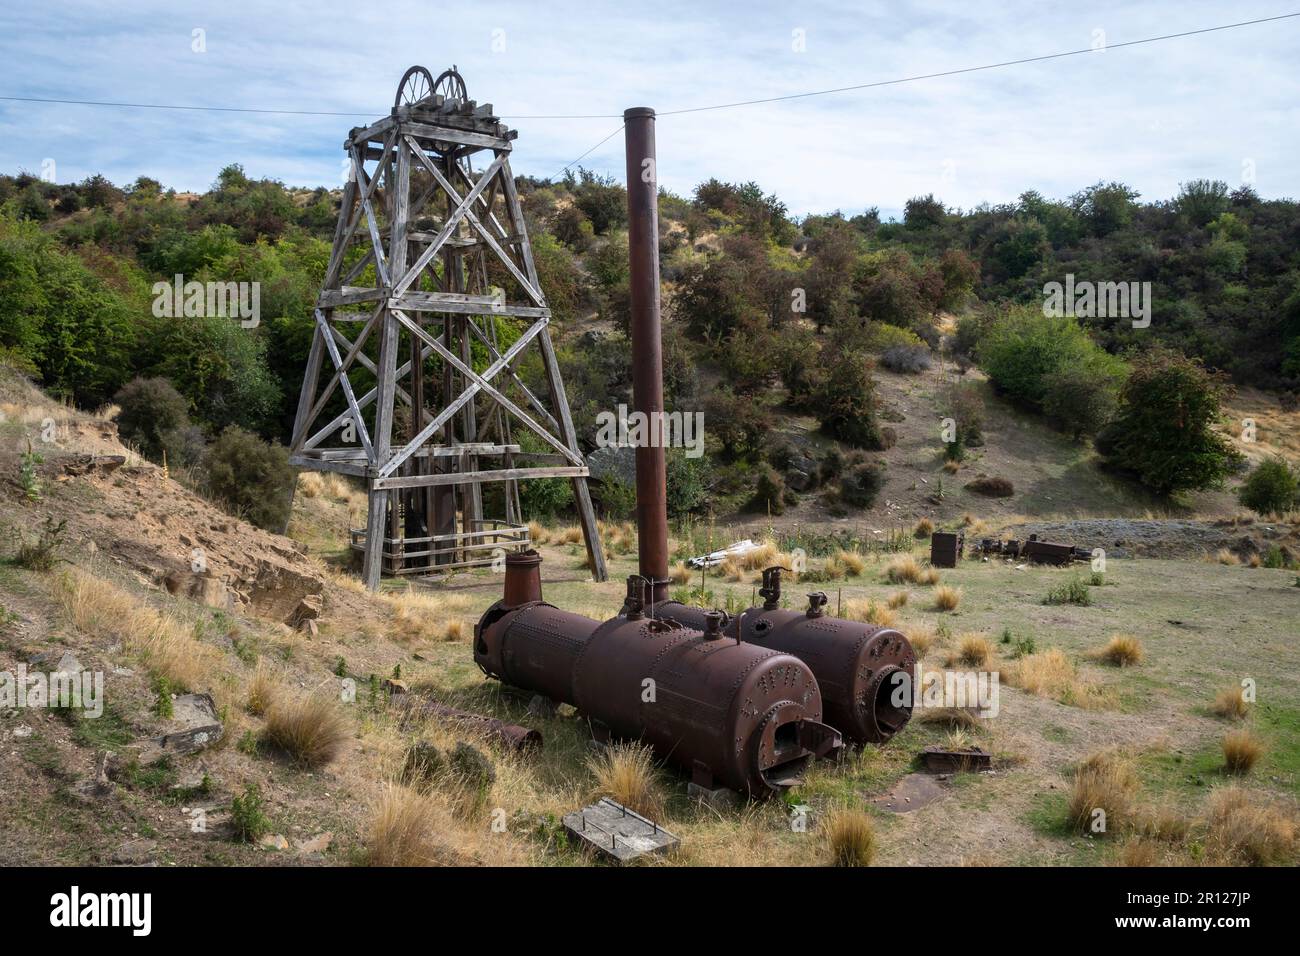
(624, 107), (669, 604)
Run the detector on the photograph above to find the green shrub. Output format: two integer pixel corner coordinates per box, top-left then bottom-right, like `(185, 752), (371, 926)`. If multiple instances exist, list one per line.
(1097, 348), (1242, 498)
(813, 349), (883, 449)
(666, 448), (710, 517)
(113, 376), (197, 464)
(201, 426), (294, 530)
(230, 783), (272, 843)
(753, 467), (786, 515)
(839, 460), (886, 509)
(1237, 457), (1299, 517)
(1045, 577), (1092, 606)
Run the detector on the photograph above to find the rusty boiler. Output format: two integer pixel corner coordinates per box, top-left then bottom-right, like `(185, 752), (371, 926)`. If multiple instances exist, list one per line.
(651, 567), (917, 745)
(475, 557), (841, 796)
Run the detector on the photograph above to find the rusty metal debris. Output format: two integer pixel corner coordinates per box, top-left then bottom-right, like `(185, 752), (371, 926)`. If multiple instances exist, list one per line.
(919, 745), (992, 773)
(400, 695), (542, 754)
(930, 530), (964, 568)
(563, 798), (679, 862)
(977, 534), (1091, 565)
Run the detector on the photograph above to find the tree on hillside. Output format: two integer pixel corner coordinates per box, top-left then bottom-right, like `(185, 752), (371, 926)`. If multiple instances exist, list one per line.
(1097, 347), (1242, 497)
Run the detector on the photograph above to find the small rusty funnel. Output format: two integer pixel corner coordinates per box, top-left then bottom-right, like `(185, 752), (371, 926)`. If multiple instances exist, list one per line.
(503, 550), (543, 608)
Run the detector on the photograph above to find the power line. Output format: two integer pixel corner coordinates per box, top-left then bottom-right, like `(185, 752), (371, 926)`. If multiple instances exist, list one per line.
(0, 13), (1294, 123)
(555, 124), (625, 179)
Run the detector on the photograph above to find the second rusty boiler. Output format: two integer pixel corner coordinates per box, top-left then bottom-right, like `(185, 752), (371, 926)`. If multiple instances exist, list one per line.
(475, 559), (842, 796)
(651, 567), (918, 746)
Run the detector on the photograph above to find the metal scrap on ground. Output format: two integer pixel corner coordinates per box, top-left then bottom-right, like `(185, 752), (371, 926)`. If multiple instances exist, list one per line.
(562, 798), (679, 862)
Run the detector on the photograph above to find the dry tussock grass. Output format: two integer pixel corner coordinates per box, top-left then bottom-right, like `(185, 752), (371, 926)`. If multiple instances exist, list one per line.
(823, 807), (875, 866)
(886, 590), (908, 609)
(885, 556), (923, 584)
(556, 526), (583, 545)
(1118, 837), (1161, 866)
(913, 518), (934, 538)
(265, 692), (350, 767)
(1068, 750), (1138, 834)
(904, 624), (937, 656)
(946, 633), (991, 667)
(1222, 729), (1264, 775)
(1004, 648), (1112, 709)
(669, 561), (692, 584)
(366, 784), (464, 866)
(932, 585), (961, 611)
(1214, 548), (1241, 566)
(1203, 787), (1298, 866)
(297, 471), (325, 498)
(844, 599), (896, 628)
(55, 567), (219, 696)
(919, 568), (941, 586)
(528, 520), (549, 544)
(917, 706), (983, 730)
(384, 587), (475, 644)
(246, 662), (277, 716)
(1212, 684), (1251, 720)
(1094, 634), (1144, 667)
(834, 550), (866, 576)
(587, 742), (665, 819)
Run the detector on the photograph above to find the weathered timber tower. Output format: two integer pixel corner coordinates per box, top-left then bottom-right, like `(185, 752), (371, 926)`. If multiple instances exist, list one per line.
(290, 66), (607, 589)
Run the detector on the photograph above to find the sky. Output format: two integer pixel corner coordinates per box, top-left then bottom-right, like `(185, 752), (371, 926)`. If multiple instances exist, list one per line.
(1, 0), (1297, 219)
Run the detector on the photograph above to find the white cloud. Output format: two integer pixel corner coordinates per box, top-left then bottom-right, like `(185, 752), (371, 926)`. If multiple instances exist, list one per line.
(1, 0), (1296, 214)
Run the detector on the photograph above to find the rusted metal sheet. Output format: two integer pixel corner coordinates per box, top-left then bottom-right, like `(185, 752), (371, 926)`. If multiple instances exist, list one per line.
(919, 745), (992, 773)
(653, 567), (917, 746)
(563, 798), (679, 862)
(475, 568), (841, 796)
(930, 531), (964, 568)
(1021, 534), (1075, 566)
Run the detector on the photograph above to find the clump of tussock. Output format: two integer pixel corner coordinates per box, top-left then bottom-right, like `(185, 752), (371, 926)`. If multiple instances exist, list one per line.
(297, 471), (325, 498)
(823, 807), (875, 867)
(366, 784), (462, 866)
(1133, 804), (1191, 843)
(886, 590), (909, 610)
(1118, 837), (1161, 867)
(904, 625), (936, 656)
(1094, 634), (1144, 667)
(919, 567), (941, 586)
(669, 561), (692, 585)
(913, 518), (934, 538)
(1212, 684), (1252, 720)
(1222, 729), (1264, 775)
(246, 662), (277, 717)
(587, 742), (665, 820)
(835, 550), (866, 576)
(1004, 648), (1111, 709)
(1067, 750), (1138, 835)
(1214, 547), (1241, 566)
(932, 584), (961, 611)
(1203, 786), (1297, 866)
(885, 555), (923, 584)
(264, 693), (350, 767)
(945, 633), (991, 667)
(844, 598), (897, 628)
(527, 520), (549, 545)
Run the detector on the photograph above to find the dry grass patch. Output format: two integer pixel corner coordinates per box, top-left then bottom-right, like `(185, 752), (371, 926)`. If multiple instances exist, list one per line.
(917, 706), (983, 731)
(297, 471), (325, 498)
(669, 561), (692, 585)
(265, 693), (350, 767)
(913, 518), (934, 538)
(366, 784), (462, 866)
(385, 587), (475, 644)
(1222, 729), (1264, 775)
(246, 663), (277, 717)
(823, 807), (875, 866)
(844, 599), (897, 628)
(587, 742), (665, 820)
(1203, 787), (1298, 866)
(1212, 684), (1252, 720)
(1094, 634), (1144, 667)
(1005, 648), (1112, 709)
(1214, 548), (1241, 566)
(835, 549), (866, 576)
(55, 567), (219, 697)
(527, 520), (549, 545)
(932, 585), (961, 611)
(1118, 837), (1161, 866)
(903, 624), (937, 656)
(1068, 750), (1138, 834)
(556, 526), (583, 545)
(919, 568), (941, 586)
(886, 590), (908, 610)
(946, 633), (991, 667)
(885, 555), (923, 584)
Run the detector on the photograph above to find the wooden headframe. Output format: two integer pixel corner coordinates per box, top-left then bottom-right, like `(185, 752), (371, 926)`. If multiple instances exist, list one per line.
(290, 71), (608, 589)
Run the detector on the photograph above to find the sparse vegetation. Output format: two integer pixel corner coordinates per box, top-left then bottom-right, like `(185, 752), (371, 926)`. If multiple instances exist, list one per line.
(1044, 577), (1091, 606)
(264, 693), (349, 767)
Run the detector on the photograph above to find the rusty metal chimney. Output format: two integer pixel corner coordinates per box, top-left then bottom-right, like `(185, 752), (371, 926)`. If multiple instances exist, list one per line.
(624, 107), (670, 604)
